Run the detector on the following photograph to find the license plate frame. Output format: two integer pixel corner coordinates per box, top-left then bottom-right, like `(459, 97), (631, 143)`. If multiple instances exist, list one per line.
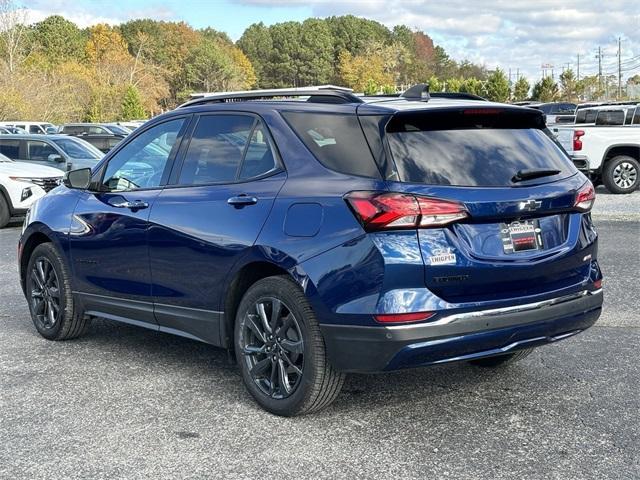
(500, 219), (544, 254)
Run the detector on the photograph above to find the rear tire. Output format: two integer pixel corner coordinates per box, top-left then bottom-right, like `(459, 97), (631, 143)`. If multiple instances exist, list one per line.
(0, 194), (10, 228)
(234, 275), (345, 416)
(602, 155), (639, 194)
(25, 243), (90, 340)
(468, 348), (534, 368)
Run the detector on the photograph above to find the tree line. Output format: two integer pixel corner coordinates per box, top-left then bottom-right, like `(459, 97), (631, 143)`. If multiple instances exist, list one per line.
(0, 3), (625, 123)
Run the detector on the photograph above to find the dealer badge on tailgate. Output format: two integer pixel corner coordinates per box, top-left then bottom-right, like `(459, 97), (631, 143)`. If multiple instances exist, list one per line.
(500, 220), (544, 253)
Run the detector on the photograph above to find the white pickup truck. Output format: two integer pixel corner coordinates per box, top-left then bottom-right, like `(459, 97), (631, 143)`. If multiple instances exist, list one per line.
(552, 109), (640, 194)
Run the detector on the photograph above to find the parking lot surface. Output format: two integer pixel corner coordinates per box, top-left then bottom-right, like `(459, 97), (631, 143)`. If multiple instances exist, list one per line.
(1, 190), (638, 479)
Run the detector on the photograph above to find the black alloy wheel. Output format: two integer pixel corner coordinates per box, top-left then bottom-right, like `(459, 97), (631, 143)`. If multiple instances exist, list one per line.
(239, 297), (304, 399)
(29, 256), (61, 331)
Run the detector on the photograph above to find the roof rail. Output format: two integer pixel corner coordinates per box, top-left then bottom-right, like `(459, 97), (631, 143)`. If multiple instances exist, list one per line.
(179, 85), (363, 108)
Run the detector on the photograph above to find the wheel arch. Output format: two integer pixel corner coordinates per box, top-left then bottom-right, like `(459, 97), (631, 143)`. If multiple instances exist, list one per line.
(19, 223), (67, 293)
(220, 250), (314, 350)
(601, 144), (640, 171)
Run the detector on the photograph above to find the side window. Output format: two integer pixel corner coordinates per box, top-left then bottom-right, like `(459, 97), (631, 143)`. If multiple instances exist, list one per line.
(178, 115), (254, 185)
(633, 108), (640, 125)
(29, 125), (41, 134)
(89, 126), (106, 134)
(101, 118), (185, 192)
(0, 139), (20, 159)
(26, 141), (58, 161)
(239, 125), (277, 180)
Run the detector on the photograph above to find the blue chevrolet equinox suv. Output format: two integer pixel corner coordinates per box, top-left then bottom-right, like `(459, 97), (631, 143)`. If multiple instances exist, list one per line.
(18, 85), (603, 416)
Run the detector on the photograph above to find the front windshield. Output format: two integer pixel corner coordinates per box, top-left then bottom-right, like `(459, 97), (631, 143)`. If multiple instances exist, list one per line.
(108, 125), (131, 135)
(53, 138), (104, 159)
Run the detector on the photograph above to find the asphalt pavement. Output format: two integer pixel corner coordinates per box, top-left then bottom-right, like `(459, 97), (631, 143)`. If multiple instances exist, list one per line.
(0, 189), (638, 479)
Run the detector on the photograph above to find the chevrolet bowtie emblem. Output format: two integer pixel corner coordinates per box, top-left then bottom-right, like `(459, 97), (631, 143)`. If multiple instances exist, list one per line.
(518, 200), (542, 211)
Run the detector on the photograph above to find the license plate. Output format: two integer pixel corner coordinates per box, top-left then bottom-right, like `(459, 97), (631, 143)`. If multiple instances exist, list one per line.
(500, 220), (543, 253)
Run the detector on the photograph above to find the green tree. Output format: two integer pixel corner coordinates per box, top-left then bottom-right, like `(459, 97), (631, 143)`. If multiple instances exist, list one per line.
(485, 68), (510, 102)
(559, 69), (579, 101)
(121, 84), (145, 119)
(31, 15), (85, 65)
(531, 76), (559, 102)
(236, 22), (273, 87)
(460, 77), (485, 97)
(297, 18), (333, 85)
(512, 76), (530, 101)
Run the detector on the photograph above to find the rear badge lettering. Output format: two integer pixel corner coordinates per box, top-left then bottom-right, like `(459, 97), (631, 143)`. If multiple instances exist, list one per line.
(429, 249), (457, 266)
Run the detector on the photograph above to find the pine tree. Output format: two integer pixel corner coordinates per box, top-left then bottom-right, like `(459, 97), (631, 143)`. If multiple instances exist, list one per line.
(121, 84), (145, 120)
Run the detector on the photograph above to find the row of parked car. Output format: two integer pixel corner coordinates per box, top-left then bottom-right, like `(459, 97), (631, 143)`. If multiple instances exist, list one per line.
(0, 121), (146, 227)
(523, 102), (640, 194)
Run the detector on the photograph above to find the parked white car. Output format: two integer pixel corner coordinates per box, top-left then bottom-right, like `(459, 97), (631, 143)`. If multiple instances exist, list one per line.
(0, 121), (56, 135)
(552, 117), (640, 193)
(0, 153), (63, 228)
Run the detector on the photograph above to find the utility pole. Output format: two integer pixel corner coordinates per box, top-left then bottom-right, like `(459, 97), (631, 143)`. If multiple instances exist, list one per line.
(596, 46), (603, 92)
(577, 54), (580, 81)
(618, 37), (622, 98)
(516, 68), (520, 81)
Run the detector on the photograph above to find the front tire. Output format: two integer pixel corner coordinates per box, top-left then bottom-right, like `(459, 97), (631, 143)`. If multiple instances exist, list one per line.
(0, 194), (10, 228)
(26, 243), (90, 340)
(602, 155), (639, 194)
(234, 275), (345, 416)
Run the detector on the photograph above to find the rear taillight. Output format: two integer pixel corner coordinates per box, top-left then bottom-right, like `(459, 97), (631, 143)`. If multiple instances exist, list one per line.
(374, 311), (434, 324)
(573, 130), (585, 151)
(574, 181), (595, 212)
(345, 191), (468, 232)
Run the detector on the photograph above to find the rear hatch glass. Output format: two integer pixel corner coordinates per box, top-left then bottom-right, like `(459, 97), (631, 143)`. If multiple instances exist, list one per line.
(383, 107), (588, 303)
(386, 108), (576, 187)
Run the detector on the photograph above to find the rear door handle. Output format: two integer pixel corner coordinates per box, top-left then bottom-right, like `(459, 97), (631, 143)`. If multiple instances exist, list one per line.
(111, 199), (149, 210)
(227, 195), (258, 207)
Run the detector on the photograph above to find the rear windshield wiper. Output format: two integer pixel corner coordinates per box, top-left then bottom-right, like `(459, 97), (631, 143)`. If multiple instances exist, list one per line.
(511, 168), (561, 183)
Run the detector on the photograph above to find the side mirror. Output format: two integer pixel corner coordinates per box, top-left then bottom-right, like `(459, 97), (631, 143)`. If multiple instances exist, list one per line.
(48, 153), (64, 163)
(63, 168), (92, 190)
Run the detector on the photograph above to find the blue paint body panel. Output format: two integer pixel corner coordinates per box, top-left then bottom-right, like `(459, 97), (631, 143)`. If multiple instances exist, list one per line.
(18, 97), (604, 373)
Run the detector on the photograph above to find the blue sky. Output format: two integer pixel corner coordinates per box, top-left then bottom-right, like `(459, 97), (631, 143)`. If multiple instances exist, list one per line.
(26, 0), (640, 82)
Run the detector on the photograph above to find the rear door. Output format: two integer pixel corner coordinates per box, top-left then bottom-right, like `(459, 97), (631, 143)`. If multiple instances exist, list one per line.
(148, 113), (286, 344)
(383, 107), (592, 303)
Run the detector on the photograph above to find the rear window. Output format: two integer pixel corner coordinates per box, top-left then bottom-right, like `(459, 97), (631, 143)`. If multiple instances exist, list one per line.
(387, 128), (576, 187)
(281, 112), (381, 178)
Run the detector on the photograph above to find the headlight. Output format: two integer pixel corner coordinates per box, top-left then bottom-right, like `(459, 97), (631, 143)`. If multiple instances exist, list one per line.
(9, 176), (37, 183)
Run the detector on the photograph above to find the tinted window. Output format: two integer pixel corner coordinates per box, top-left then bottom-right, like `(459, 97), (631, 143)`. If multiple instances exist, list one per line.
(26, 141), (58, 161)
(178, 115), (254, 185)
(387, 128), (576, 187)
(0, 139), (19, 159)
(239, 124), (277, 180)
(595, 110), (625, 125)
(282, 112), (381, 178)
(633, 108), (640, 125)
(52, 138), (103, 159)
(62, 126), (83, 135)
(102, 118), (185, 191)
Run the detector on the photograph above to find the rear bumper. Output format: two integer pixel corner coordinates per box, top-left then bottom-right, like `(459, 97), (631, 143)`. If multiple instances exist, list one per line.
(320, 288), (603, 373)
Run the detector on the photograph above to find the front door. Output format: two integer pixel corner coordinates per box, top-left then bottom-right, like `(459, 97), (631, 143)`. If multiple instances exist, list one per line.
(70, 117), (189, 326)
(148, 114), (286, 344)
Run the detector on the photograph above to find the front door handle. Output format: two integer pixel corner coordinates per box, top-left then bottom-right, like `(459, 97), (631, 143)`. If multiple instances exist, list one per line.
(227, 195), (258, 207)
(110, 199), (149, 210)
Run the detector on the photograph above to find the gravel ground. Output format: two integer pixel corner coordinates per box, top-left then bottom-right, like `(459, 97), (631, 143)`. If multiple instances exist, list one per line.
(0, 194), (638, 479)
(592, 186), (640, 221)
